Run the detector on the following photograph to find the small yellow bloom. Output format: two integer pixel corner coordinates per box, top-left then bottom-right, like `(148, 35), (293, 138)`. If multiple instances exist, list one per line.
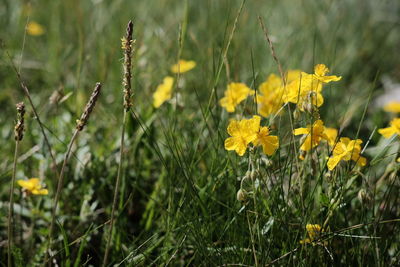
(219, 82), (254, 113)
(293, 120), (332, 151)
(253, 126), (279, 155)
(300, 224), (324, 245)
(327, 137), (367, 170)
(171, 60), (196, 73)
(383, 102), (400, 113)
(17, 178), (48, 195)
(378, 118), (400, 138)
(26, 21), (45, 36)
(313, 64), (342, 83)
(224, 116), (260, 156)
(153, 76), (174, 108)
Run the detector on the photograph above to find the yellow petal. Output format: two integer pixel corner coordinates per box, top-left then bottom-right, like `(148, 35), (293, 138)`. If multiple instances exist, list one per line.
(327, 155), (342, 170)
(378, 127), (397, 138)
(293, 127), (309, 135)
(227, 120), (241, 136)
(32, 188), (48, 195)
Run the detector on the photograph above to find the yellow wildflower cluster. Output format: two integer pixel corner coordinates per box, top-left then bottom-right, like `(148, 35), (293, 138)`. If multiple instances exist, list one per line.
(153, 60), (196, 108)
(224, 115), (279, 156)
(218, 64), (340, 116)
(17, 178), (48, 195)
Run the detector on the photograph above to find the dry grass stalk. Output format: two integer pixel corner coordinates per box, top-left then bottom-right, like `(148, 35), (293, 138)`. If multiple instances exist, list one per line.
(102, 20), (134, 267)
(46, 83), (101, 265)
(8, 102), (25, 266)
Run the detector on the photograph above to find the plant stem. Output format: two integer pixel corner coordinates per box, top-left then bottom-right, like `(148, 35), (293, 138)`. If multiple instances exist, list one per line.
(45, 129), (79, 265)
(103, 110), (127, 267)
(8, 140), (19, 267)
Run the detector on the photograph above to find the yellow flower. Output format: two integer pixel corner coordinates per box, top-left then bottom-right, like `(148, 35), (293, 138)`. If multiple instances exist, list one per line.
(300, 224), (323, 245)
(284, 64), (341, 111)
(327, 138), (367, 170)
(293, 120), (331, 151)
(257, 71), (302, 117)
(17, 178), (48, 195)
(171, 60), (196, 73)
(26, 21), (45, 36)
(224, 116), (260, 156)
(378, 118), (400, 138)
(313, 64), (342, 83)
(224, 115), (279, 156)
(253, 126), (279, 155)
(219, 82), (254, 113)
(153, 76), (174, 108)
(383, 102), (400, 113)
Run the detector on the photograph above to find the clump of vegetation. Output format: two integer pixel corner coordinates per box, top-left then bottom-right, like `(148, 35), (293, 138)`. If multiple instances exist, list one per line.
(1, 0), (400, 266)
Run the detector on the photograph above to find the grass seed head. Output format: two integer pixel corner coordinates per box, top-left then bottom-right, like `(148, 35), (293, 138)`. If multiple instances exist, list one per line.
(76, 83), (101, 131)
(14, 102), (25, 141)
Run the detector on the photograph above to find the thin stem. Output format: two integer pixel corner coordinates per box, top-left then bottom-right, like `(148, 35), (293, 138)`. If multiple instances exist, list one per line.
(2, 47), (59, 177)
(8, 140), (19, 267)
(46, 129), (80, 265)
(102, 110), (127, 267)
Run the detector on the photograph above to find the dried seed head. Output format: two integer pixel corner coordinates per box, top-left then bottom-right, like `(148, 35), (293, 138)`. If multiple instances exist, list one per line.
(14, 102), (25, 141)
(76, 83), (101, 131)
(122, 20), (135, 110)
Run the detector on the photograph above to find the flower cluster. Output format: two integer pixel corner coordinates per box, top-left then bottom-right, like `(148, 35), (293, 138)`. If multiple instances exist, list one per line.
(152, 60), (196, 108)
(224, 115), (279, 156)
(283, 64), (341, 111)
(218, 64), (341, 116)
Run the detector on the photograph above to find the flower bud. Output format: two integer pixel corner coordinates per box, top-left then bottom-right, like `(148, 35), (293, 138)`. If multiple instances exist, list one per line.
(236, 189), (247, 202)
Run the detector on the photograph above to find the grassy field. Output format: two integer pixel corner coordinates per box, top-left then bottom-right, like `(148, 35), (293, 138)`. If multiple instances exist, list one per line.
(1, 0), (400, 266)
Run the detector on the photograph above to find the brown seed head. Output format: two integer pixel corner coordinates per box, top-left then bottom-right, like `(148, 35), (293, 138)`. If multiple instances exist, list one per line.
(76, 83), (101, 131)
(122, 20), (135, 111)
(14, 102), (25, 141)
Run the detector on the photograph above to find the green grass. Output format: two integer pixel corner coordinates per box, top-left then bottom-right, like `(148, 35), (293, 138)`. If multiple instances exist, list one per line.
(1, 0), (400, 265)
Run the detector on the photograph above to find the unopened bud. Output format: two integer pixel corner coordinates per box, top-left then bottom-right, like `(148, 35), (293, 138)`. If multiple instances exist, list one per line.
(237, 189), (247, 202)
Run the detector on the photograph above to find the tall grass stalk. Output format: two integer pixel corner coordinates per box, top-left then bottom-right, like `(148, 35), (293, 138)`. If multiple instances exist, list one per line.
(8, 102), (25, 267)
(46, 83), (101, 265)
(102, 20), (134, 267)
